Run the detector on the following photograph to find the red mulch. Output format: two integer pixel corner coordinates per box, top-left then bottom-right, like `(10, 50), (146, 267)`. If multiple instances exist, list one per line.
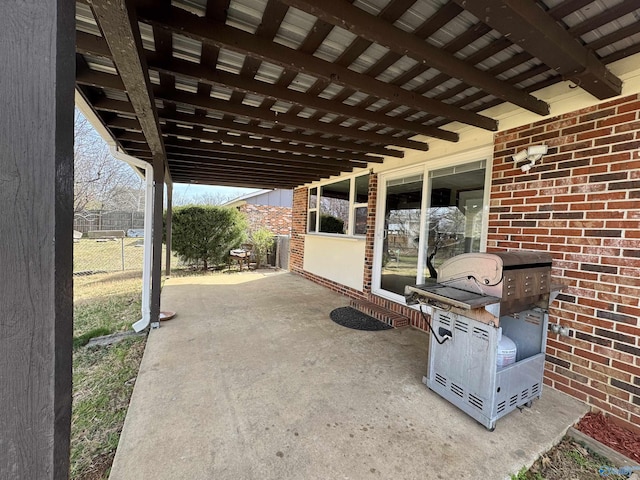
(576, 412), (640, 463)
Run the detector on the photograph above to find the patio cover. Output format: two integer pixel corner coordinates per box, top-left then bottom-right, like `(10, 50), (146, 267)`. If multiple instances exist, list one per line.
(75, 0), (640, 189)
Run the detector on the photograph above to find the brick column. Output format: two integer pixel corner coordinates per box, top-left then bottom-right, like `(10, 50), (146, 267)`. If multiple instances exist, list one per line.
(290, 187), (308, 273)
(363, 173), (378, 293)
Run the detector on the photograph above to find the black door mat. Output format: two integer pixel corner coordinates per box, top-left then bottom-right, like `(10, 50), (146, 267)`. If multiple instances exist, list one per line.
(329, 306), (393, 331)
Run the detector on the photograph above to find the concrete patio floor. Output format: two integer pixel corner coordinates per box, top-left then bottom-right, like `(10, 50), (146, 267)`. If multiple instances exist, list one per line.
(109, 271), (588, 480)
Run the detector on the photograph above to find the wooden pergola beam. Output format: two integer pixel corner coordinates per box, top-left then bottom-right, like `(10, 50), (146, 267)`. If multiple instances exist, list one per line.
(157, 88), (429, 152)
(164, 140), (363, 170)
(148, 55), (459, 142)
(138, 5), (499, 131)
(82, 66), (408, 157)
(278, 0), (549, 116)
(167, 160), (329, 181)
(120, 133), (364, 170)
(170, 175), (299, 189)
(162, 125), (382, 163)
(167, 157), (344, 179)
(94, 97), (136, 115)
(158, 110), (402, 158)
(88, 0), (167, 161)
(453, 0), (622, 100)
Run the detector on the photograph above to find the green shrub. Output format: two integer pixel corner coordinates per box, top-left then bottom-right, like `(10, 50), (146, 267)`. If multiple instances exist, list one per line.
(250, 227), (274, 268)
(167, 205), (247, 270)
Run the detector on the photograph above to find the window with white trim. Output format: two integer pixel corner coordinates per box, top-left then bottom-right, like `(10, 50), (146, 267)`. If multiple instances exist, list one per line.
(307, 173), (370, 236)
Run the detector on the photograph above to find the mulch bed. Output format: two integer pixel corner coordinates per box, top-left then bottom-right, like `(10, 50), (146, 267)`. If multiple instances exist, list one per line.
(576, 412), (640, 463)
(329, 306), (393, 331)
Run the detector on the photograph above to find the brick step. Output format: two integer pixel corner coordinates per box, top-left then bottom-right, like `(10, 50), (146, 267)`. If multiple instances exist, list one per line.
(349, 299), (410, 328)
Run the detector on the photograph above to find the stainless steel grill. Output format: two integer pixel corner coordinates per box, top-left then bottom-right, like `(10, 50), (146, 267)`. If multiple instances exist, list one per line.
(405, 251), (563, 430)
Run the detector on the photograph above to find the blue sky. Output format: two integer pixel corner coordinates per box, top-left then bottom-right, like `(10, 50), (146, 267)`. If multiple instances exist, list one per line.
(172, 183), (258, 202)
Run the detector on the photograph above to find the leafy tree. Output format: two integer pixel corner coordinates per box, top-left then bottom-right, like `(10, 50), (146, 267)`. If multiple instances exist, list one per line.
(74, 109), (143, 213)
(168, 206), (248, 270)
(250, 227), (274, 269)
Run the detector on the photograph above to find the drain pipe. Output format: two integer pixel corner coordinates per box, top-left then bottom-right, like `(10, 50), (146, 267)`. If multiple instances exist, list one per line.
(75, 91), (154, 332)
(110, 147), (153, 332)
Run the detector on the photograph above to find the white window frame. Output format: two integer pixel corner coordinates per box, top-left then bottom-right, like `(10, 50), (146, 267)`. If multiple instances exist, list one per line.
(307, 172), (370, 237)
(371, 148), (493, 304)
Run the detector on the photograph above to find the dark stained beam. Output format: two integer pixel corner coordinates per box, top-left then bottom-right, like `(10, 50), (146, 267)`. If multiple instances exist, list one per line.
(114, 130), (149, 143)
(77, 52), (451, 142)
(161, 125), (383, 163)
(121, 133), (366, 170)
(158, 110), (403, 157)
(156, 87), (430, 151)
(148, 56), (458, 142)
(84, 67), (409, 156)
(94, 97), (136, 114)
(165, 140), (366, 171)
(88, 0), (167, 162)
(107, 116), (142, 131)
(567, 1), (640, 37)
(76, 69), (125, 91)
(167, 160), (331, 180)
(167, 156), (346, 179)
(138, 5), (498, 130)
(76, 31), (111, 58)
(277, 0), (549, 116)
(170, 173), (307, 188)
(1, 0), (74, 477)
(453, 0), (622, 100)
(225, 0), (289, 125)
(164, 138), (365, 169)
(546, 0), (593, 20)
(171, 175), (300, 189)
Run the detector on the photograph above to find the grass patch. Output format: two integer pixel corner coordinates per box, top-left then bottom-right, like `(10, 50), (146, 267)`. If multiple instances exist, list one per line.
(71, 271), (146, 480)
(512, 437), (628, 480)
(71, 337), (145, 479)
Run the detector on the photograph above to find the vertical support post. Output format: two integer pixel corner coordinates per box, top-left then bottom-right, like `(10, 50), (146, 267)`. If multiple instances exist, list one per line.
(165, 180), (173, 277)
(121, 237), (125, 271)
(150, 159), (165, 329)
(0, 0), (74, 478)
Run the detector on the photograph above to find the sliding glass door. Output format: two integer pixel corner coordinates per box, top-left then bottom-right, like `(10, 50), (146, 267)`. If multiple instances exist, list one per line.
(378, 172), (425, 296)
(373, 161), (487, 300)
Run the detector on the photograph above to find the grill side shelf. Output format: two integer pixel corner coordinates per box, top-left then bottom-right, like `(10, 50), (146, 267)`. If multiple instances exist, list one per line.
(405, 284), (501, 310)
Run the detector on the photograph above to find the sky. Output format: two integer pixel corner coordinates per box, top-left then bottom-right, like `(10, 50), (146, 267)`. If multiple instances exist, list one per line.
(172, 183), (259, 202)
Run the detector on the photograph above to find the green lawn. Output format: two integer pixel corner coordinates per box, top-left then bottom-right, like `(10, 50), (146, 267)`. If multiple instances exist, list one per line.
(71, 271), (145, 479)
(73, 238), (185, 273)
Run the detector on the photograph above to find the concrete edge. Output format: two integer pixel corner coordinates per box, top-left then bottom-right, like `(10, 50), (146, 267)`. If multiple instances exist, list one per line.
(505, 416), (586, 478)
(566, 426), (640, 469)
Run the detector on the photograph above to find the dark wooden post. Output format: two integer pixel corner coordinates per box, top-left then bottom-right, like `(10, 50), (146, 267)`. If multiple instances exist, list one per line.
(0, 1), (74, 479)
(150, 159), (165, 328)
(165, 180), (173, 277)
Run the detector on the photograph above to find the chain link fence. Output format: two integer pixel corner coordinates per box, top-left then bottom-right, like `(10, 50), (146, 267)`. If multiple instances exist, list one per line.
(72, 210), (290, 274)
(74, 210), (145, 236)
(74, 210), (143, 275)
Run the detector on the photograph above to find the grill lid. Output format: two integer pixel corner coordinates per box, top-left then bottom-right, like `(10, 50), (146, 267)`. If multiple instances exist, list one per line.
(437, 251), (553, 285)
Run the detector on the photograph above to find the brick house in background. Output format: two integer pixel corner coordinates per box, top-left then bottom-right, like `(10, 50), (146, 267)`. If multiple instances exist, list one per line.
(224, 189), (293, 236)
(289, 70), (640, 434)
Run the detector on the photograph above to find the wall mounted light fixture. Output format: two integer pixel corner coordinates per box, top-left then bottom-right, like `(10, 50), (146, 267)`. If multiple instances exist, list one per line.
(512, 145), (548, 172)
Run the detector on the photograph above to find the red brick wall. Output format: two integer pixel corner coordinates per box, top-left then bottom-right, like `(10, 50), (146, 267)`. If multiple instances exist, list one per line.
(239, 203), (291, 236)
(291, 173), (429, 326)
(290, 187), (308, 273)
(490, 93), (640, 433)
